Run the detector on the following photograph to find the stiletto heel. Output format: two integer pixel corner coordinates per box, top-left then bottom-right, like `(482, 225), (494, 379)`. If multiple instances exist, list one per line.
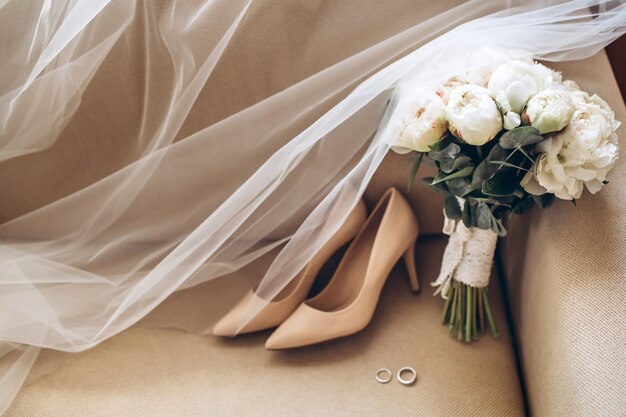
(213, 199), (367, 336)
(265, 187), (420, 349)
(403, 242), (420, 295)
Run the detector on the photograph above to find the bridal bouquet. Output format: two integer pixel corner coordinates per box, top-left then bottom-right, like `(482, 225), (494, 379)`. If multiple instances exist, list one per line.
(393, 59), (620, 343)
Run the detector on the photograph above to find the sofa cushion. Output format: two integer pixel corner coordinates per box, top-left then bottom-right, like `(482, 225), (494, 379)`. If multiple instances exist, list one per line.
(6, 237), (524, 417)
(501, 50), (626, 416)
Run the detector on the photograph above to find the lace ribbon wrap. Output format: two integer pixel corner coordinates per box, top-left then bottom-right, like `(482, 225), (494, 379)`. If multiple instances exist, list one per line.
(432, 203), (498, 298)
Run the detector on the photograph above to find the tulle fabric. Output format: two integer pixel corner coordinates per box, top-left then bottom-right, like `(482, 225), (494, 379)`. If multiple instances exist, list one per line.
(1, 0), (625, 412)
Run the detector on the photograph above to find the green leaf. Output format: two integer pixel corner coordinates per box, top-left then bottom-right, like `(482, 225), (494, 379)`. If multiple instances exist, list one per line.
(488, 160), (530, 172)
(499, 126), (544, 149)
(406, 153), (424, 193)
(421, 177), (450, 195)
(428, 135), (453, 151)
(517, 146), (536, 165)
(441, 155), (473, 174)
(432, 166), (474, 184)
(490, 215), (508, 237)
(473, 202), (492, 230)
(428, 143), (461, 173)
(444, 195), (462, 220)
(446, 177), (474, 197)
(471, 144), (510, 190)
(481, 169), (518, 196)
(470, 195), (514, 207)
(462, 198), (472, 228)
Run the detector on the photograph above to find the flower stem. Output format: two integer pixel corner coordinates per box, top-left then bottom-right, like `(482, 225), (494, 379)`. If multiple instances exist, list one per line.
(478, 287), (485, 334)
(472, 287), (478, 340)
(441, 285), (453, 324)
(440, 281), (498, 342)
(457, 283), (463, 341)
(447, 281), (459, 334)
(465, 284), (472, 342)
(482, 288), (500, 338)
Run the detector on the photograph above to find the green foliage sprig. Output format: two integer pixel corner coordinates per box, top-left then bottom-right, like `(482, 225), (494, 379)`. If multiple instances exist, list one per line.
(408, 126), (556, 236)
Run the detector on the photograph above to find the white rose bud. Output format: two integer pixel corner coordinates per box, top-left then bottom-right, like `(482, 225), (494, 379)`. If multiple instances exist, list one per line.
(521, 91), (620, 200)
(523, 89), (575, 134)
(445, 84), (502, 146)
(392, 89), (447, 153)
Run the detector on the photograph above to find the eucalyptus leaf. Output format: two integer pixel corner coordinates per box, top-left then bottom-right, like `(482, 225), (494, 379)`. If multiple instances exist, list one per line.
(428, 143), (461, 173)
(499, 126), (544, 149)
(462, 198), (472, 228)
(488, 160), (530, 172)
(421, 177), (450, 195)
(481, 168), (518, 196)
(441, 154), (473, 174)
(517, 146), (536, 165)
(446, 177), (474, 197)
(444, 195), (462, 220)
(406, 153), (424, 192)
(432, 166), (474, 184)
(452, 155), (474, 171)
(490, 215), (508, 237)
(428, 142), (460, 161)
(471, 144), (510, 190)
(474, 202), (492, 229)
(471, 195), (514, 207)
(428, 135), (452, 152)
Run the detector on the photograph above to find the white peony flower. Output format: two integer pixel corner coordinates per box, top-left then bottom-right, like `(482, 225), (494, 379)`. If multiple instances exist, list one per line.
(435, 76), (468, 105)
(488, 61), (558, 114)
(445, 84), (502, 146)
(488, 61), (560, 130)
(523, 89), (575, 134)
(521, 91), (620, 200)
(559, 79), (581, 92)
(392, 89), (447, 153)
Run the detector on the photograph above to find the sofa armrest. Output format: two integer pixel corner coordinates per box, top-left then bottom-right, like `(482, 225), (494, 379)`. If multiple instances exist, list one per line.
(501, 51), (626, 416)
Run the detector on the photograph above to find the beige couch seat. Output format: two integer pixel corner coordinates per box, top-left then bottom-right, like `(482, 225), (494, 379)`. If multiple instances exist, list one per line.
(5, 237), (524, 417)
(501, 51), (626, 417)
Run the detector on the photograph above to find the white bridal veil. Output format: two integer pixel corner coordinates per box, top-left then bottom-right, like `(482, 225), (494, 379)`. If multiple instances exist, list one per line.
(1, 0), (625, 411)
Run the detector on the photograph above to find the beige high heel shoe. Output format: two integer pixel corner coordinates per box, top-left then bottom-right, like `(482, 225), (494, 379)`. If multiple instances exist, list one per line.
(212, 199), (367, 336)
(265, 187), (419, 350)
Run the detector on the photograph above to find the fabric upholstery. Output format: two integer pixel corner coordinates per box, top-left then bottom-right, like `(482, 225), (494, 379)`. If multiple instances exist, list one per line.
(6, 237), (524, 417)
(500, 52), (626, 416)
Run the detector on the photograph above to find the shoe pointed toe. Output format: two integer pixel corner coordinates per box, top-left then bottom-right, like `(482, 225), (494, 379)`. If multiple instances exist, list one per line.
(212, 312), (240, 337)
(264, 327), (294, 350)
(265, 305), (328, 350)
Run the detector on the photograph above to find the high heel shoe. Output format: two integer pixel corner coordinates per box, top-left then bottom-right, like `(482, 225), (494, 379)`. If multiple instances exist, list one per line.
(212, 199), (367, 336)
(265, 187), (419, 349)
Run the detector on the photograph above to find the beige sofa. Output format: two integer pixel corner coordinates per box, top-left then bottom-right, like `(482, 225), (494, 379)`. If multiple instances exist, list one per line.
(3, 1), (625, 416)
